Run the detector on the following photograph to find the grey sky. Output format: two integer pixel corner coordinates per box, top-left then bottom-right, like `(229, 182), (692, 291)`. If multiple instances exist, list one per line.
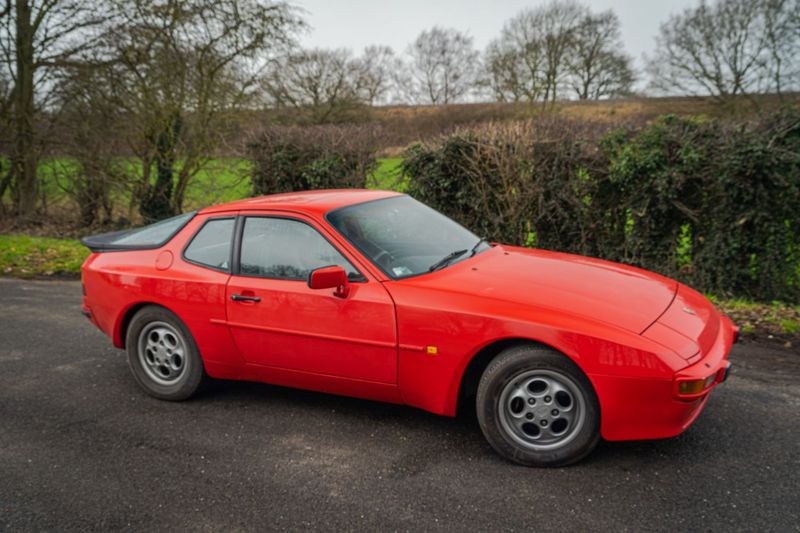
(295, 0), (698, 70)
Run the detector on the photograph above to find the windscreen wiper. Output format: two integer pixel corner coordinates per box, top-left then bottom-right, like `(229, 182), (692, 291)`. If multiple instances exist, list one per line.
(470, 237), (488, 257)
(428, 249), (469, 272)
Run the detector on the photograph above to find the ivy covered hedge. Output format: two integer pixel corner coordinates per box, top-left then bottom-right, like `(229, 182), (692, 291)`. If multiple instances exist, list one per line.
(403, 110), (800, 303)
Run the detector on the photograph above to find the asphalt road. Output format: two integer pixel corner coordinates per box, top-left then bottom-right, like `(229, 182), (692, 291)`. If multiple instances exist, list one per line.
(1, 278), (798, 532)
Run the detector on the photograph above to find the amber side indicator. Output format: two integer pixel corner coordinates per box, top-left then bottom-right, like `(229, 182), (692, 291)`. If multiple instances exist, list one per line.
(677, 375), (716, 396)
(677, 380), (707, 395)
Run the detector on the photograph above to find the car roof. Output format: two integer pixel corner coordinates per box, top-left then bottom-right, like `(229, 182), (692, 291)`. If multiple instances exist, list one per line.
(200, 189), (403, 217)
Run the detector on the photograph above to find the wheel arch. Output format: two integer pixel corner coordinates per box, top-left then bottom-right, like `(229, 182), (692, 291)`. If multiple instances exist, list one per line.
(113, 301), (178, 349)
(452, 336), (596, 417)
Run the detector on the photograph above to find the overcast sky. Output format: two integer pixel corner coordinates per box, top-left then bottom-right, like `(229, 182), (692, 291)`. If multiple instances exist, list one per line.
(295, 0), (698, 69)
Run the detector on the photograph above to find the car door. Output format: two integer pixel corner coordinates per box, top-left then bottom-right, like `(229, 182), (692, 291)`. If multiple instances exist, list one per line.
(225, 212), (398, 384)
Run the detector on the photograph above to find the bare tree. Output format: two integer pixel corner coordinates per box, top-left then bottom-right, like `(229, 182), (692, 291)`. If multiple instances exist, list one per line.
(537, 1), (586, 103)
(403, 26), (480, 105)
(646, 0), (800, 100)
(351, 45), (401, 105)
(485, 1), (587, 104)
(263, 48), (365, 123)
(93, 0), (302, 221)
(762, 0), (800, 96)
(0, 0), (105, 220)
(50, 63), (124, 226)
(567, 11), (635, 99)
(0, 66), (12, 209)
(484, 40), (534, 102)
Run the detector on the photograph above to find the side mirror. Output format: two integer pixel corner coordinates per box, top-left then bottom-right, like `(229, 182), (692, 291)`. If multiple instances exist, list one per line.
(307, 265), (350, 298)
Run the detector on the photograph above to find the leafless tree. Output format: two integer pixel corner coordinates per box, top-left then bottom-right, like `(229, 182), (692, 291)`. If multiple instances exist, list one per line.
(263, 48), (365, 123)
(0, 0), (105, 220)
(0, 67), (12, 210)
(403, 26), (480, 105)
(352, 45), (401, 105)
(762, 0), (800, 96)
(485, 1), (587, 104)
(92, 0), (302, 221)
(567, 11), (635, 99)
(484, 40), (534, 102)
(646, 0), (800, 100)
(50, 63), (125, 226)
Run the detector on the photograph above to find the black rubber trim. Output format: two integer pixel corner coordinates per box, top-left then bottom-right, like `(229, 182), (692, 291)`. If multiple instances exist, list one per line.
(231, 215), (244, 276)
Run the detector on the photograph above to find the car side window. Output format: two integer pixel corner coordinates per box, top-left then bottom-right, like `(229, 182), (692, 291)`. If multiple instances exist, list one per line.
(239, 217), (361, 280)
(184, 218), (235, 271)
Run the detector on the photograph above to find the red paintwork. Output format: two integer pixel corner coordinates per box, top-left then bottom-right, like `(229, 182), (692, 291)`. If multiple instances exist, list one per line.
(307, 265), (350, 297)
(81, 189), (736, 442)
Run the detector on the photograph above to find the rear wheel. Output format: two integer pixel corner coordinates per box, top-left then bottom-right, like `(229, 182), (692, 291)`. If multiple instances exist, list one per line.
(477, 345), (600, 466)
(125, 306), (205, 401)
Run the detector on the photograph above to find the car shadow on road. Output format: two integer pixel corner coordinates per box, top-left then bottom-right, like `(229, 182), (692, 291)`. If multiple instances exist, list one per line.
(186, 376), (739, 470)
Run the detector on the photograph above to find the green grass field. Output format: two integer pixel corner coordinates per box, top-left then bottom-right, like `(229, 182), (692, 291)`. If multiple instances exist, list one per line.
(370, 158), (407, 192)
(29, 156), (404, 213)
(34, 157), (254, 211)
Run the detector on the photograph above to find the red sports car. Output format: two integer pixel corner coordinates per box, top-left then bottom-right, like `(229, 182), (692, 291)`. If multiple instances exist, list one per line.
(80, 190), (735, 466)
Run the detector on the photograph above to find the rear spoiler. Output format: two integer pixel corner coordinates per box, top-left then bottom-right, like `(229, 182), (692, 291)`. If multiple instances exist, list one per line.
(80, 211), (196, 252)
(80, 229), (147, 253)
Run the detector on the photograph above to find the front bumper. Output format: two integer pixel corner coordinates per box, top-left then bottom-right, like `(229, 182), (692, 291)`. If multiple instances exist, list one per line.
(594, 315), (735, 442)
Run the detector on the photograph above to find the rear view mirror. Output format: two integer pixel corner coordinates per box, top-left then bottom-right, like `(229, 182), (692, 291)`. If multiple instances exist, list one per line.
(307, 265), (350, 298)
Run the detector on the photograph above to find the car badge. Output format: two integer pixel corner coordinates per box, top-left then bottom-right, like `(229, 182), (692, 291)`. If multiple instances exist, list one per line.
(682, 307), (696, 315)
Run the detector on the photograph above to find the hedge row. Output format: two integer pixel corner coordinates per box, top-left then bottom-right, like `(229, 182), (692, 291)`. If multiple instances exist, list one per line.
(402, 110), (800, 303)
(249, 124), (384, 194)
(248, 110), (800, 303)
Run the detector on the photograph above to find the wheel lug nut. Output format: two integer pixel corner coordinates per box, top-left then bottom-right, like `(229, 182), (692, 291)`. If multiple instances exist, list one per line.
(540, 420), (548, 427)
(544, 396), (552, 403)
(551, 409), (559, 416)
(527, 398), (535, 405)
(525, 413), (533, 420)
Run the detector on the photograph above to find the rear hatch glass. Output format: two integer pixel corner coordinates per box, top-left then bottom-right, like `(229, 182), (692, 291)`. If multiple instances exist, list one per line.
(80, 212), (196, 252)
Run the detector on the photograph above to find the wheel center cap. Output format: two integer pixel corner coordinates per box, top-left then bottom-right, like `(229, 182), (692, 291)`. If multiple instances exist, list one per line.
(155, 347), (167, 362)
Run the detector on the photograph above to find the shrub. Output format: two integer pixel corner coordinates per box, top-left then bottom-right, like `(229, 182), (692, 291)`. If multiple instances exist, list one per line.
(403, 109), (800, 302)
(403, 117), (614, 254)
(248, 124), (384, 195)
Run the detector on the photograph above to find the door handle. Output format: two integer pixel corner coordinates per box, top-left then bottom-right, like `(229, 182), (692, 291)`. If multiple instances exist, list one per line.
(231, 293), (261, 303)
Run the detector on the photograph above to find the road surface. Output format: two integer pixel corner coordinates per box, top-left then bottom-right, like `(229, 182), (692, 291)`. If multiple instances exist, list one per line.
(1, 278), (798, 531)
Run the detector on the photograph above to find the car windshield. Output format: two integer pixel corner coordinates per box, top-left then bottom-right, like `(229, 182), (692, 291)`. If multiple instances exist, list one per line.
(327, 195), (490, 279)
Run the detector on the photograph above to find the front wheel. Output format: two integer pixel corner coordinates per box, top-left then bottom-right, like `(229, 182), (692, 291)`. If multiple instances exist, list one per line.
(125, 305), (205, 401)
(476, 345), (600, 466)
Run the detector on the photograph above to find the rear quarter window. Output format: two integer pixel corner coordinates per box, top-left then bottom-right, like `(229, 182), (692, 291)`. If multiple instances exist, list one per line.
(183, 218), (235, 272)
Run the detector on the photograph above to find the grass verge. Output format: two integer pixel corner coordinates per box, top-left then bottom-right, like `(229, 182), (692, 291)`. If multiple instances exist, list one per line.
(709, 296), (800, 342)
(0, 234), (88, 278)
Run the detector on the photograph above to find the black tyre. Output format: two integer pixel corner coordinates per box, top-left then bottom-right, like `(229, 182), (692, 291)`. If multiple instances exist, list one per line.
(125, 305), (205, 401)
(476, 345), (600, 466)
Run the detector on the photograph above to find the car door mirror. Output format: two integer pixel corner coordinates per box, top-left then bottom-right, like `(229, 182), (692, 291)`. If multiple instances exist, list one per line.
(307, 265), (350, 298)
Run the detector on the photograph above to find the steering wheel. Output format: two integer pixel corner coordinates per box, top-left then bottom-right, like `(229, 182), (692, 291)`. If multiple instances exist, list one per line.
(372, 249), (394, 268)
